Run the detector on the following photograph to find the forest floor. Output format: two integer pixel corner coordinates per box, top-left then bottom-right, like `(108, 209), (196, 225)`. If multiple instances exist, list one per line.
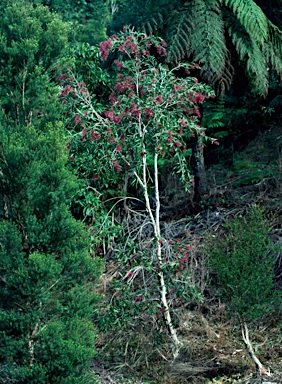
(92, 123), (282, 384)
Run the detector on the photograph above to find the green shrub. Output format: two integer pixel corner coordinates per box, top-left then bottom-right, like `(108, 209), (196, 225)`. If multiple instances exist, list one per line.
(205, 206), (278, 322)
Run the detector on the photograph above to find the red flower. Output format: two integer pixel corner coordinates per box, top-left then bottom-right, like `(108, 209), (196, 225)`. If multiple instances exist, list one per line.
(194, 92), (205, 104)
(109, 136), (115, 144)
(155, 95), (163, 103)
(74, 114), (80, 124)
(114, 60), (123, 68)
(90, 131), (100, 141)
(81, 128), (87, 138)
(128, 91), (134, 98)
(135, 295), (143, 303)
(143, 107), (154, 120)
(175, 141), (182, 148)
(142, 50), (150, 56)
(180, 119), (187, 127)
(116, 145), (122, 152)
(113, 116), (121, 124)
(212, 139), (219, 145)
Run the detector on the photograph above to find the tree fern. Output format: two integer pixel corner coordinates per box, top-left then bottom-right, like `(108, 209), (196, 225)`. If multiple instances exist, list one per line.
(189, 0), (233, 93)
(164, 5), (193, 64)
(110, 0), (282, 96)
(223, 0), (269, 43)
(225, 10), (269, 95)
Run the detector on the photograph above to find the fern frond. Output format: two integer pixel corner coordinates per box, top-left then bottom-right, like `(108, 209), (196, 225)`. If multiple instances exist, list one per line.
(267, 20), (282, 59)
(190, 0), (233, 91)
(140, 13), (165, 35)
(164, 5), (193, 64)
(222, 0), (269, 43)
(225, 10), (269, 96)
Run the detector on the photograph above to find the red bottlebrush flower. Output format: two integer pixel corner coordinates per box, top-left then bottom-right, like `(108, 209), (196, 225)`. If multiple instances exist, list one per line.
(179, 128), (183, 136)
(81, 128), (87, 138)
(130, 103), (140, 117)
(169, 289), (173, 294)
(100, 308), (106, 314)
(66, 142), (70, 150)
(168, 240), (173, 245)
(92, 174), (99, 181)
(194, 92), (205, 104)
(152, 77), (157, 83)
(130, 43), (138, 53)
(114, 59), (123, 68)
(212, 139), (220, 145)
(180, 119), (187, 127)
(78, 81), (85, 87)
(183, 146), (187, 152)
(175, 141), (182, 148)
(155, 95), (163, 103)
(156, 44), (162, 54)
(174, 253), (179, 259)
(106, 111), (114, 120)
(116, 145), (122, 152)
(143, 107), (154, 120)
(106, 128), (111, 134)
(194, 108), (201, 118)
(109, 92), (116, 103)
(146, 41), (152, 47)
(135, 295), (143, 303)
(147, 84), (152, 89)
(185, 244), (192, 251)
(109, 136), (115, 144)
(128, 91), (134, 98)
(139, 88), (145, 98)
(174, 85), (182, 93)
(113, 116), (121, 125)
(170, 146), (175, 153)
(90, 131), (100, 141)
(79, 120), (84, 126)
(191, 178), (195, 186)
(200, 145), (204, 153)
(161, 41), (167, 47)
(126, 271), (135, 278)
(142, 50), (150, 56)
(167, 96), (172, 102)
(100, 39), (112, 60)
(74, 114), (80, 124)
(190, 131), (195, 137)
(84, 112), (89, 117)
(158, 239), (164, 244)
(168, 131), (172, 138)
(118, 43), (126, 53)
(168, 137), (173, 144)
(119, 133), (125, 141)
(56, 73), (66, 81)
(193, 78), (199, 83)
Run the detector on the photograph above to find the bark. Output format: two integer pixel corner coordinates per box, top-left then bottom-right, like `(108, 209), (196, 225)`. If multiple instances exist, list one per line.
(190, 134), (208, 203)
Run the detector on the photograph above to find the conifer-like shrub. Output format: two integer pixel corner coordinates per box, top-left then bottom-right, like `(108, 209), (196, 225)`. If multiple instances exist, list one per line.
(205, 206), (277, 322)
(0, 123), (103, 383)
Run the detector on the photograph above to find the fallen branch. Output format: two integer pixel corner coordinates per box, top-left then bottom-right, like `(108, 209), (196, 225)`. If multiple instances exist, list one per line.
(241, 321), (271, 377)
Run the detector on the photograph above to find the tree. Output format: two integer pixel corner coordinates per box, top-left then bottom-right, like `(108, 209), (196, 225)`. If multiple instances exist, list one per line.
(41, 0), (110, 45)
(0, 1), (103, 382)
(59, 29), (214, 354)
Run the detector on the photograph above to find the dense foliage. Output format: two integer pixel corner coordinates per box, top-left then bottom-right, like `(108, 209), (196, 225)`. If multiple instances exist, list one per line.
(0, 1), (103, 382)
(0, 0), (281, 381)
